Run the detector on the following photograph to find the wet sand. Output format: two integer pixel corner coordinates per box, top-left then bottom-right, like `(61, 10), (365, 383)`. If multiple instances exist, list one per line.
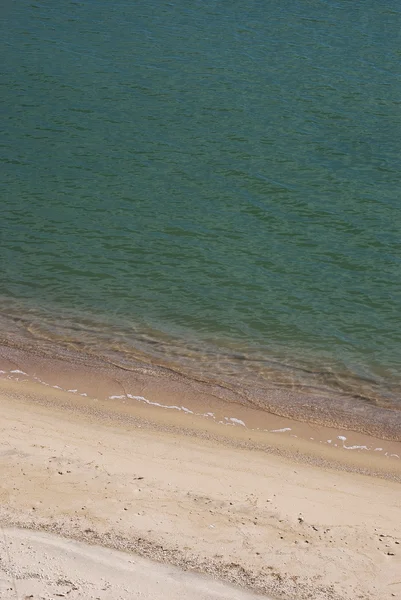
(1, 329), (401, 443)
(0, 372), (400, 600)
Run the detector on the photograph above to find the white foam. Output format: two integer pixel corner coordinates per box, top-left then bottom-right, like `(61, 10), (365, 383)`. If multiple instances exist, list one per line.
(390, 454), (400, 459)
(80, 393), (88, 397)
(374, 448), (383, 452)
(126, 394), (194, 414)
(327, 439), (332, 444)
(11, 370), (27, 375)
(270, 428), (291, 433)
(67, 389), (78, 393)
(343, 445), (368, 451)
(53, 385), (62, 390)
(337, 435), (347, 441)
(109, 395), (125, 400)
(0, 370), (6, 374)
(228, 417), (245, 426)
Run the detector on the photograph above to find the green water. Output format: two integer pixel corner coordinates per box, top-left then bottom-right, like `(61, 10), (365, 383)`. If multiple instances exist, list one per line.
(1, 0), (401, 412)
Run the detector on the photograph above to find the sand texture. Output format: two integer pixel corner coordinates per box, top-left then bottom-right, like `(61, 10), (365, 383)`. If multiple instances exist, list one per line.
(0, 528), (267, 600)
(0, 379), (400, 600)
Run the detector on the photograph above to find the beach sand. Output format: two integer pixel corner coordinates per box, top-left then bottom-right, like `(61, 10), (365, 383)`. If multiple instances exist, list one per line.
(0, 376), (400, 600)
(0, 528), (266, 600)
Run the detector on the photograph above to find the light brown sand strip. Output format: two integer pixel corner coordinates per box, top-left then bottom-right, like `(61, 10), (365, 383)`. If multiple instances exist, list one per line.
(0, 528), (269, 600)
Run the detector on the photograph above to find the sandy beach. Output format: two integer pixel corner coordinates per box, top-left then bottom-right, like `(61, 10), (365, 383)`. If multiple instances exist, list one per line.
(3, 1), (401, 598)
(0, 373), (400, 600)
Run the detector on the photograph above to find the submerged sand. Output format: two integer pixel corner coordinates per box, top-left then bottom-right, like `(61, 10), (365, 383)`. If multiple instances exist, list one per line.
(0, 375), (400, 600)
(1, 336), (400, 441)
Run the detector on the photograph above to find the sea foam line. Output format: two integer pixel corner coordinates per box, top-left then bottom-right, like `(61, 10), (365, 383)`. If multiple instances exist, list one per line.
(1, 367), (399, 458)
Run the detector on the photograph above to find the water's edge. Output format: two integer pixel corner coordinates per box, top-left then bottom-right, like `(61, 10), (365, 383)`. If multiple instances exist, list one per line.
(1, 312), (400, 442)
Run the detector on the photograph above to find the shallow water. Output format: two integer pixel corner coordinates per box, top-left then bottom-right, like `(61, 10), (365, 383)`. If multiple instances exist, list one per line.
(1, 0), (401, 418)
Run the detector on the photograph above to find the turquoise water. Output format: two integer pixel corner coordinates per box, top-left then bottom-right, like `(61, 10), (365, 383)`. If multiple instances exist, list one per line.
(1, 0), (401, 412)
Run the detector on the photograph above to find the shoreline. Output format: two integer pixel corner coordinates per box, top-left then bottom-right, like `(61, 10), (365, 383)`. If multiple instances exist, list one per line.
(1, 311), (401, 443)
(1, 337), (400, 457)
(1, 370), (400, 481)
(0, 375), (400, 600)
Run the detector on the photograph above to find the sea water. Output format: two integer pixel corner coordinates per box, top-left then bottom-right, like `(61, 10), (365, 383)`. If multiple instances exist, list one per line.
(1, 0), (401, 420)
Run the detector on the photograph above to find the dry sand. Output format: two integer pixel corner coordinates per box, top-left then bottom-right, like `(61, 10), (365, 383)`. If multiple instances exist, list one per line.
(0, 528), (266, 600)
(0, 377), (400, 600)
